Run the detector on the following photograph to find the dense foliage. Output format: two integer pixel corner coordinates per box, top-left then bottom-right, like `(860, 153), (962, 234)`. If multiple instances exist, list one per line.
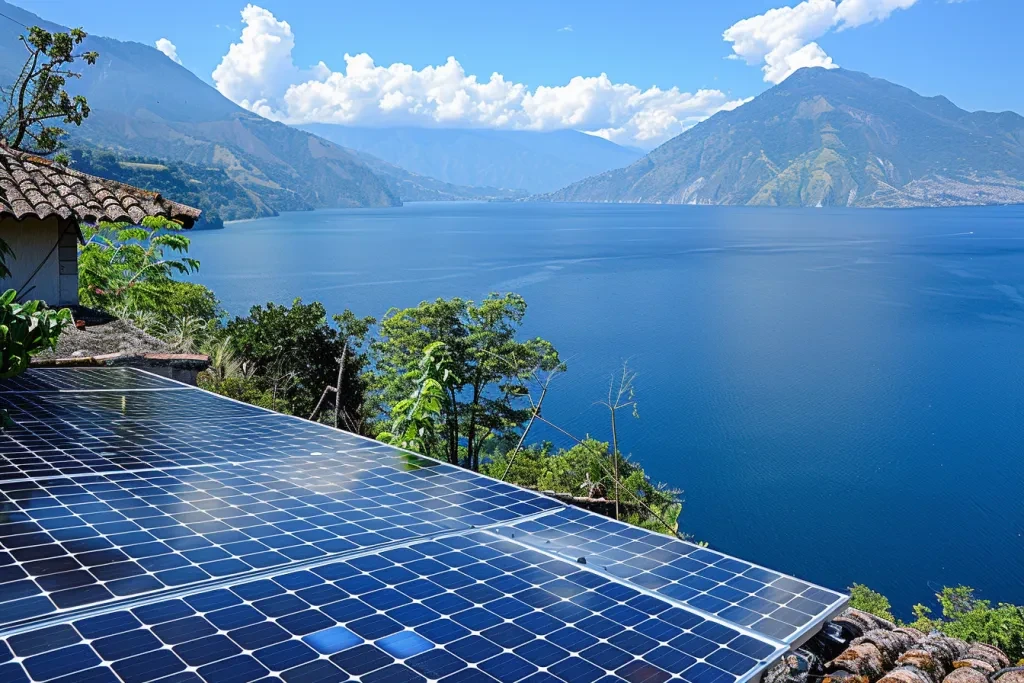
(850, 584), (1024, 662)
(482, 439), (683, 535)
(219, 300), (375, 428)
(374, 294), (562, 470)
(78, 217), (214, 330)
(1, 26), (97, 162)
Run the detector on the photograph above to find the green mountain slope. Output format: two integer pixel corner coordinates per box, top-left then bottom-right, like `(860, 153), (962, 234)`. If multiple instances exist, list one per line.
(545, 68), (1024, 208)
(66, 147), (275, 227)
(0, 1), (400, 212)
(300, 125), (642, 194)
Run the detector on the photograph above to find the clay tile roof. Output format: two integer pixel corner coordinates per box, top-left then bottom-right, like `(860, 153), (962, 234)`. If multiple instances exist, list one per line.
(0, 144), (201, 228)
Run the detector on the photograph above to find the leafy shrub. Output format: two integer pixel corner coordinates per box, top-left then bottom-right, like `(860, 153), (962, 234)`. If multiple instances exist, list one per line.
(850, 584), (1024, 662)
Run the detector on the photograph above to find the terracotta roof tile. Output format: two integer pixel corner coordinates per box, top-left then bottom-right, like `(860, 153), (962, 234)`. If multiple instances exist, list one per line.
(0, 144), (201, 228)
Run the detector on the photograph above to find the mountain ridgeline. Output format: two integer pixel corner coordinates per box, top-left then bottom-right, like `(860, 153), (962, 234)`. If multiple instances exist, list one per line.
(545, 68), (1024, 208)
(299, 125), (643, 194)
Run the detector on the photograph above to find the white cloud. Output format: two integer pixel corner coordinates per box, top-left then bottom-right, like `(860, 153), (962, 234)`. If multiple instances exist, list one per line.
(723, 0), (918, 83)
(558, 25), (574, 32)
(211, 5), (745, 148)
(155, 38), (181, 65)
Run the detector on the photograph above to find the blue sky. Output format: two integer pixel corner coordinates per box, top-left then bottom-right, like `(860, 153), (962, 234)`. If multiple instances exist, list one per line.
(11, 0), (1021, 147)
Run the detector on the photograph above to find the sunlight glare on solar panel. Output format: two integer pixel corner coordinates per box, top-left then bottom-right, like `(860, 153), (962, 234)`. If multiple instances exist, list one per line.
(0, 368), (183, 393)
(0, 455), (557, 627)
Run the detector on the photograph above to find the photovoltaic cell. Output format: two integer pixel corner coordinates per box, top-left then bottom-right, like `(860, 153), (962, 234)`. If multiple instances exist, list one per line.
(0, 456), (558, 626)
(490, 507), (847, 644)
(0, 388), (268, 425)
(0, 368), (182, 393)
(0, 532), (787, 683)
(0, 369), (847, 682)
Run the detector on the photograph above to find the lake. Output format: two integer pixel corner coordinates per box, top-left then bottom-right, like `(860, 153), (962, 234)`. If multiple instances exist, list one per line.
(187, 201), (1024, 615)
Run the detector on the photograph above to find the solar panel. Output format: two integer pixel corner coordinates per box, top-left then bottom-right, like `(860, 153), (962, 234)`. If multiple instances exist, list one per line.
(0, 456), (558, 627)
(0, 368), (847, 682)
(0, 368), (183, 393)
(490, 507), (847, 645)
(0, 388), (267, 424)
(0, 531), (787, 683)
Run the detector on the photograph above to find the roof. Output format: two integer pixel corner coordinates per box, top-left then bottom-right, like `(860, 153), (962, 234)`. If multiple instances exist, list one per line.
(764, 608), (1021, 683)
(0, 143), (201, 228)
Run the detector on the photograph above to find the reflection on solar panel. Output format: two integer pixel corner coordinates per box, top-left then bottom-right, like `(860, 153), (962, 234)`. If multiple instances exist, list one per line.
(0, 368), (846, 682)
(0, 532), (788, 683)
(0, 368), (182, 393)
(490, 508), (847, 644)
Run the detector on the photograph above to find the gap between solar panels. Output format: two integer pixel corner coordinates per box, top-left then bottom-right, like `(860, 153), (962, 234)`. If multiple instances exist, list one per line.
(0, 367), (848, 683)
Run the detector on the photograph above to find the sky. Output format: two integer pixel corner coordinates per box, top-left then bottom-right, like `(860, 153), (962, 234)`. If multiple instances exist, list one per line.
(9, 0), (1022, 149)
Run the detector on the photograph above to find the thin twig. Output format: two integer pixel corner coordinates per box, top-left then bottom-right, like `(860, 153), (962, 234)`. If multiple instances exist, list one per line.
(500, 369), (558, 481)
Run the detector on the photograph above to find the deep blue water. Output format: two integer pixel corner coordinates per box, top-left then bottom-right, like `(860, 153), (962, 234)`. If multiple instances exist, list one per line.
(187, 202), (1024, 615)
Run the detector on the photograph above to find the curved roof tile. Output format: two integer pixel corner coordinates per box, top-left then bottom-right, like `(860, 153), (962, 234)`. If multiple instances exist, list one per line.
(0, 144), (201, 228)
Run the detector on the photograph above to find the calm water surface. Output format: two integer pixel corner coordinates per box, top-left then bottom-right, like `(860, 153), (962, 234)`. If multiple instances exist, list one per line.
(187, 202), (1024, 614)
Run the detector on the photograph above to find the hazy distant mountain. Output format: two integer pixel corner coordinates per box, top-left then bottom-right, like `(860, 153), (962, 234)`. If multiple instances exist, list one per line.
(300, 125), (643, 194)
(346, 150), (526, 202)
(545, 68), (1024, 208)
(0, 1), (399, 213)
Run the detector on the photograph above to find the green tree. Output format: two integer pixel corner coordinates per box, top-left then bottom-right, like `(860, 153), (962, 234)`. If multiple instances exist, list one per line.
(374, 293), (562, 470)
(77, 217), (211, 324)
(222, 299), (375, 428)
(377, 341), (456, 457)
(1, 26), (98, 163)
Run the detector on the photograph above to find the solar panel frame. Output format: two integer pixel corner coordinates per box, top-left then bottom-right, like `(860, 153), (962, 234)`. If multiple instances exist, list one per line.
(0, 367), (848, 682)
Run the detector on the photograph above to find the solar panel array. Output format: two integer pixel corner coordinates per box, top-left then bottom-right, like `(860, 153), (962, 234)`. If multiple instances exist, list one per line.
(0, 368), (846, 683)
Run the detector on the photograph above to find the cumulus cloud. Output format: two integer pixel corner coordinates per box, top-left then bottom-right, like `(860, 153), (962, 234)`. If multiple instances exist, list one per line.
(155, 38), (181, 64)
(211, 5), (745, 148)
(723, 0), (917, 83)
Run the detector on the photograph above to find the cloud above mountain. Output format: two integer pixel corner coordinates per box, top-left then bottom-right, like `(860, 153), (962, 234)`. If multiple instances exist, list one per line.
(155, 38), (181, 65)
(723, 0), (917, 83)
(211, 4), (746, 148)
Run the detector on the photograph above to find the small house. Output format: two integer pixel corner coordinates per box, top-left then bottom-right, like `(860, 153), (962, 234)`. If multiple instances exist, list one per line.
(0, 143), (201, 306)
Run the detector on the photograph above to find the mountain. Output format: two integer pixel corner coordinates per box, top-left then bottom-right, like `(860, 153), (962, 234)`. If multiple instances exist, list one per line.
(347, 150), (526, 202)
(0, 1), (399, 213)
(544, 68), (1024, 208)
(299, 125), (643, 194)
(65, 147), (276, 227)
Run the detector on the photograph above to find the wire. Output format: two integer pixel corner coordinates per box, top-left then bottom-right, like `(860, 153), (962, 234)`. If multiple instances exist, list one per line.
(0, 11), (28, 29)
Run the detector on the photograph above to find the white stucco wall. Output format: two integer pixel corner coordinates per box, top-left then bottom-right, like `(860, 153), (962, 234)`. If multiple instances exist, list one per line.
(0, 216), (79, 306)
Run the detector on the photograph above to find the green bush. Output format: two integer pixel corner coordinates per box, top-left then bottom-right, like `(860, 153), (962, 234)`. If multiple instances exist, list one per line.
(850, 584), (1024, 662)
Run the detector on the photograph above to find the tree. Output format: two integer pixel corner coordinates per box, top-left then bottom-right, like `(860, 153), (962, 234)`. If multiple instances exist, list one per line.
(374, 293), (562, 470)
(1, 26), (98, 163)
(77, 217), (208, 322)
(223, 299), (375, 427)
(378, 341), (456, 457)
